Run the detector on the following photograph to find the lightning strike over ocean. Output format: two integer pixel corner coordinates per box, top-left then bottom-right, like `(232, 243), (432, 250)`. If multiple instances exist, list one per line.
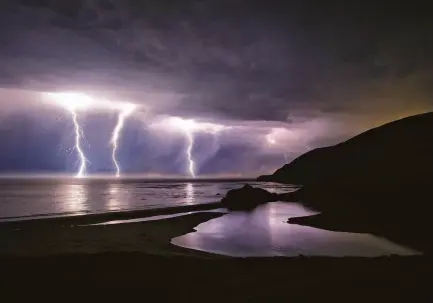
(166, 118), (198, 177)
(45, 92), (95, 178)
(185, 130), (195, 177)
(111, 103), (136, 178)
(45, 92), (137, 178)
(70, 110), (87, 177)
(155, 117), (228, 178)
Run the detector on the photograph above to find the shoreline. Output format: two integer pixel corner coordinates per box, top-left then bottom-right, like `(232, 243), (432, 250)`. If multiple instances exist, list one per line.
(1, 204), (431, 301)
(0, 212), (225, 257)
(0, 201), (223, 229)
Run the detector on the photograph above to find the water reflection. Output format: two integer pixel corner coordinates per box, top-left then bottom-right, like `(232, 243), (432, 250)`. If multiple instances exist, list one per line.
(0, 180), (295, 220)
(265, 202), (279, 253)
(172, 202), (419, 257)
(185, 183), (195, 205)
(57, 183), (89, 215)
(106, 183), (133, 211)
(107, 184), (121, 211)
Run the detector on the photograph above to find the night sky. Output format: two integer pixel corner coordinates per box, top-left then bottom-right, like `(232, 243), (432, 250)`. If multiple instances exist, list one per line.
(0, 0), (432, 176)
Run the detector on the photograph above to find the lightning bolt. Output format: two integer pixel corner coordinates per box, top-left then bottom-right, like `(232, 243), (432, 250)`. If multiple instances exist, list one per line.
(149, 117), (228, 178)
(110, 104), (136, 178)
(185, 130), (196, 178)
(45, 92), (138, 178)
(70, 110), (88, 178)
(44, 92), (93, 178)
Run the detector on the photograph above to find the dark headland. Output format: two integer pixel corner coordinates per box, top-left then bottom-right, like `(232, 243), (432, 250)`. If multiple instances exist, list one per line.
(259, 112), (433, 253)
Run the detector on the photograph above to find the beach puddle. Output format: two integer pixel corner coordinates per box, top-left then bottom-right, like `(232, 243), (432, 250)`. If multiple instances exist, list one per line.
(172, 202), (420, 257)
(89, 209), (227, 225)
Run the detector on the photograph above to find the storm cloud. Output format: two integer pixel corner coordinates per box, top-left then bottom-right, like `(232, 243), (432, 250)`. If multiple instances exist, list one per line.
(0, 0), (432, 175)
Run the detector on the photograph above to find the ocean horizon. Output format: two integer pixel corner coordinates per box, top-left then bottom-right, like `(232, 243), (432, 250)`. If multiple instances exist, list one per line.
(0, 178), (293, 221)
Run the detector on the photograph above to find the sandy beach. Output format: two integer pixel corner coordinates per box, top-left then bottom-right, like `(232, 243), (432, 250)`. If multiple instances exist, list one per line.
(0, 210), (431, 302)
(0, 212), (224, 257)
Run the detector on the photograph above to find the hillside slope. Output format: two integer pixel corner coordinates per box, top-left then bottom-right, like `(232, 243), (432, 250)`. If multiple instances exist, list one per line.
(259, 112), (433, 187)
(259, 112), (433, 252)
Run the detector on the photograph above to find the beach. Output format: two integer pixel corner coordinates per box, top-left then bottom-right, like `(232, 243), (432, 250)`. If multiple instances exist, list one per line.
(0, 211), (430, 301)
(0, 212), (224, 257)
(0, 179), (431, 301)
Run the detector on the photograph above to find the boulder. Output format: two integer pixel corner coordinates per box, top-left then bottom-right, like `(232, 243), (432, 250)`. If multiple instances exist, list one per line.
(221, 184), (278, 211)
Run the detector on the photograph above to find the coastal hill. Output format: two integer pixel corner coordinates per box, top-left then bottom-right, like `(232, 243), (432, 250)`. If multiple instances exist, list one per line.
(258, 112), (433, 252)
(259, 112), (433, 187)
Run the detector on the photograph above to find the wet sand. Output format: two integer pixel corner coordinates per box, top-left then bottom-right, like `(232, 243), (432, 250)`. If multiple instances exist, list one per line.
(0, 212), (224, 257)
(0, 201), (222, 227)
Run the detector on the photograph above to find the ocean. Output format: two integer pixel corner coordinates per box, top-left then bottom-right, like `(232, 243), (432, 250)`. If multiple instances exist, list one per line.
(0, 178), (293, 221)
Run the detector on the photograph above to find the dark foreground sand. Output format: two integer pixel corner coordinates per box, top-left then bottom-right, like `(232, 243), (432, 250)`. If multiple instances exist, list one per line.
(0, 212), (223, 257)
(1, 212), (431, 302)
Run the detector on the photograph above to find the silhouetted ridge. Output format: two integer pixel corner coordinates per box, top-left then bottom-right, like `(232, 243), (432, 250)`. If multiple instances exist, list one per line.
(258, 112), (433, 252)
(259, 112), (433, 187)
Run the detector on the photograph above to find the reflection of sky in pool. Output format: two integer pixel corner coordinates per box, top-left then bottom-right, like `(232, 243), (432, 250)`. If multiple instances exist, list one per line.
(172, 202), (420, 257)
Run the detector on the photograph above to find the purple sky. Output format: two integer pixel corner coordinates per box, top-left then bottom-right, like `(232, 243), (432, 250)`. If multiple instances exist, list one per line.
(0, 1), (432, 176)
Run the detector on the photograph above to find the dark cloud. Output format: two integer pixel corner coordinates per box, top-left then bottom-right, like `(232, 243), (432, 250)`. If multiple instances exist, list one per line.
(0, 0), (432, 174)
(0, 111), (69, 173)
